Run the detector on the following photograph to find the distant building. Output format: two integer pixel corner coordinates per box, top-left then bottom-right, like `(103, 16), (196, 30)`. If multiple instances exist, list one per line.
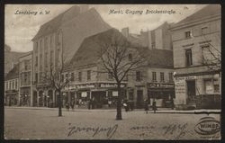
(62, 28), (174, 108)
(18, 52), (33, 106)
(171, 5), (221, 109)
(4, 44), (24, 76)
(4, 64), (19, 106)
(121, 22), (173, 51)
(31, 5), (111, 107)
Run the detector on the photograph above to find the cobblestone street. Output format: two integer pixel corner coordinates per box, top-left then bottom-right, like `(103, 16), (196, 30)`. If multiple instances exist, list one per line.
(4, 107), (221, 140)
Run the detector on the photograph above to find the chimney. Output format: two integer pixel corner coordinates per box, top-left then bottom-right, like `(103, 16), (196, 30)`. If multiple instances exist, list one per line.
(121, 27), (129, 38)
(80, 5), (89, 13)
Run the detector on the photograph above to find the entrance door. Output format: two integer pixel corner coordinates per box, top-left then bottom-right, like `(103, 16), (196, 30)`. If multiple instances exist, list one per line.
(92, 91), (106, 108)
(136, 90), (144, 108)
(186, 80), (196, 103)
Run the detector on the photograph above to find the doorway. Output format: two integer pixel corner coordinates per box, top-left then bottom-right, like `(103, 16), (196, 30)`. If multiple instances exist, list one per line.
(186, 80), (196, 103)
(136, 90), (144, 108)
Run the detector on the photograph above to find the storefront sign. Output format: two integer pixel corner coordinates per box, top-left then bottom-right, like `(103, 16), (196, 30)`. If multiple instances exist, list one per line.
(100, 83), (125, 88)
(148, 83), (174, 88)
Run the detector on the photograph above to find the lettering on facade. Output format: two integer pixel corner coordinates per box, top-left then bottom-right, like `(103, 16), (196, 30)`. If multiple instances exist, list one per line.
(148, 83), (174, 88)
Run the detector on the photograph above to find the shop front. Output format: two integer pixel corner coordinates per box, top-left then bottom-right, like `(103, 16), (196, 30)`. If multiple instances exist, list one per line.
(147, 82), (175, 107)
(5, 90), (18, 106)
(65, 82), (127, 109)
(174, 73), (221, 109)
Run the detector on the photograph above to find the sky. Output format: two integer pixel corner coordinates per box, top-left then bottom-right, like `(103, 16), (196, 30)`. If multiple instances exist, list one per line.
(5, 4), (207, 52)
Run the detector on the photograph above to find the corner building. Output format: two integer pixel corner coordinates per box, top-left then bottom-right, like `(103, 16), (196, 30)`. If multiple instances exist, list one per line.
(31, 5), (111, 107)
(171, 5), (221, 109)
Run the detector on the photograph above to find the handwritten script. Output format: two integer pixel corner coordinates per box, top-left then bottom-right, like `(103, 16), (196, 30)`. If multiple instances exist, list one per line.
(68, 123), (118, 139)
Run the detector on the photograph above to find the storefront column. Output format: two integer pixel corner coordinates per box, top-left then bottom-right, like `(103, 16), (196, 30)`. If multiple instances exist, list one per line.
(18, 88), (21, 106)
(53, 89), (55, 107)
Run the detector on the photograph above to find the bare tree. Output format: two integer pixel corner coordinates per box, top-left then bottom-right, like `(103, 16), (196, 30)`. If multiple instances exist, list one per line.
(98, 33), (147, 120)
(201, 34), (221, 72)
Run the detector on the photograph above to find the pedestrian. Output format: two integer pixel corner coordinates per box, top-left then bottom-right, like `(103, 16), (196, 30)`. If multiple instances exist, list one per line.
(66, 102), (70, 111)
(108, 99), (112, 108)
(171, 97), (174, 110)
(70, 100), (75, 111)
(144, 99), (149, 114)
(123, 99), (129, 112)
(152, 99), (157, 113)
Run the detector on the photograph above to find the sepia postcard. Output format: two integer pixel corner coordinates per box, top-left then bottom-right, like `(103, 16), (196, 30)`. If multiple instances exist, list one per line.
(4, 4), (221, 140)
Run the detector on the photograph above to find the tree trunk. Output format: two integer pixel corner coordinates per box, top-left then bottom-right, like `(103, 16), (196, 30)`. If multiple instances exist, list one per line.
(58, 90), (62, 117)
(116, 83), (122, 120)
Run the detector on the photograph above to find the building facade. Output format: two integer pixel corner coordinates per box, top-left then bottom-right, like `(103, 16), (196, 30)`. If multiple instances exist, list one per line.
(171, 5), (221, 109)
(4, 64), (19, 106)
(18, 52), (33, 106)
(61, 29), (174, 109)
(31, 5), (111, 107)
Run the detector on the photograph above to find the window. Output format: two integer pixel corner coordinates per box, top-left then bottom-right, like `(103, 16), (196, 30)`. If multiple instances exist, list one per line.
(185, 31), (191, 38)
(152, 72), (157, 82)
(15, 80), (17, 89)
(35, 73), (38, 82)
(79, 72), (82, 82)
(108, 72), (113, 80)
(201, 27), (208, 35)
(35, 56), (38, 67)
(185, 49), (193, 66)
(71, 73), (74, 81)
(169, 72), (173, 82)
(160, 72), (164, 82)
(205, 80), (214, 94)
(128, 54), (132, 61)
(12, 81), (14, 89)
(87, 70), (91, 80)
(136, 71), (142, 81)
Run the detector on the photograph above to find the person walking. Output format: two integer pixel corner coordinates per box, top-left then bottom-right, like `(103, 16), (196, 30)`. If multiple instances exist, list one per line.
(70, 100), (75, 111)
(144, 99), (149, 114)
(152, 99), (157, 113)
(66, 102), (70, 111)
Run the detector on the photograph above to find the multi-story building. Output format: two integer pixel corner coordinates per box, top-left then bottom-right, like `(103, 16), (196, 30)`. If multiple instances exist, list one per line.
(62, 28), (174, 109)
(171, 5), (221, 109)
(4, 64), (19, 106)
(121, 22), (173, 51)
(18, 52), (33, 106)
(31, 5), (111, 107)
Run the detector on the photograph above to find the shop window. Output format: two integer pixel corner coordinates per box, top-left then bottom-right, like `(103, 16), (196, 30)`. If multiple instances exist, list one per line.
(185, 49), (193, 66)
(214, 84), (219, 93)
(87, 70), (91, 80)
(205, 80), (214, 94)
(160, 72), (164, 82)
(185, 31), (191, 38)
(152, 72), (157, 82)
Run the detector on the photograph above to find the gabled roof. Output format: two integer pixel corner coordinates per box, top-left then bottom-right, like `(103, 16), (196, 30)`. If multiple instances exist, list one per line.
(66, 28), (126, 70)
(66, 28), (173, 71)
(5, 64), (19, 81)
(32, 6), (80, 40)
(172, 5), (221, 28)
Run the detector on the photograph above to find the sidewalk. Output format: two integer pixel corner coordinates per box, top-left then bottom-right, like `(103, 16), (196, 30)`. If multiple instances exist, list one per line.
(5, 106), (221, 114)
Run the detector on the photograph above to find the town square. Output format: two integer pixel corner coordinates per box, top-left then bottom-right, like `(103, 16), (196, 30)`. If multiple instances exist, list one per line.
(4, 4), (221, 140)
